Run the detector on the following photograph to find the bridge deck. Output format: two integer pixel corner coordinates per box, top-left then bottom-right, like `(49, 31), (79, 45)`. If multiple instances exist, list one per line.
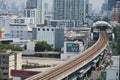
(25, 31), (108, 80)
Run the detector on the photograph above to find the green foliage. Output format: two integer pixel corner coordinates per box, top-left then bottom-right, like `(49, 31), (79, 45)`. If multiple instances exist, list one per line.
(42, 53), (49, 57)
(97, 78), (103, 80)
(102, 16), (110, 22)
(53, 48), (61, 52)
(0, 42), (23, 51)
(37, 24), (46, 27)
(35, 41), (53, 52)
(112, 26), (120, 55)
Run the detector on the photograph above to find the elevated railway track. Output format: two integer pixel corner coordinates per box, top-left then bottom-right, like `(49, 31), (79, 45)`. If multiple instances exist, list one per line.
(26, 31), (108, 80)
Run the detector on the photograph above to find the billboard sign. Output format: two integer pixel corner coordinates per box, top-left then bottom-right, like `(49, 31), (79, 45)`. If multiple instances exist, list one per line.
(66, 43), (79, 54)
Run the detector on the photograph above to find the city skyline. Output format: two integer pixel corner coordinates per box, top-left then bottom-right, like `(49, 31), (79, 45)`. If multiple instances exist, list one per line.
(11, 0), (104, 11)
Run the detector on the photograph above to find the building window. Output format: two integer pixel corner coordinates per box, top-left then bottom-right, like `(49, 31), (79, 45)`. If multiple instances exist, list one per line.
(2, 67), (5, 70)
(17, 35), (19, 37)
(43, 29), (45, 31)
(30, 19), (33, 24)
(52, 29), (54, 31)
(12, 35), (14, 37)
(116, 72), (118, 76)
(21, 19), (25, 23)
(38, 28), (40, 31)
(12, 31), (14, 33)
(2, 55), (5, 58)
(47, 29), (49, 31)
(2, 61), (5, 64)
(27, 10), (30, 17)
(15, 19), (19, 23)
(3, 73), (8, 75)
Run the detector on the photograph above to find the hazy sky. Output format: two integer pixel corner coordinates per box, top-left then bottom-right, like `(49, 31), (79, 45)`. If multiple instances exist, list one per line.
(90, 0), (104, 11)
(14, 0), (104, 11)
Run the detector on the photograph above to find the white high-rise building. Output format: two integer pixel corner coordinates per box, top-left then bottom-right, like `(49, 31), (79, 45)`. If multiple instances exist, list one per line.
(25, 0), (45, 25)
(36, 0), (45, 25)
(24, 8), (37, 26)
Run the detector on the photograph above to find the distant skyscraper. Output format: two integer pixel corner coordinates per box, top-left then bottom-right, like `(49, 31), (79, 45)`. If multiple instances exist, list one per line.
(25, 0), (44, 25)
(36, 0), (44, 24)
(53, 0), (85, 27)
(108, 0), (117, 11)
(112, 0), (120, 22)
(85, 0), (90, 15)
(26, 0), (37, 9)
(44, 2), (48, 11)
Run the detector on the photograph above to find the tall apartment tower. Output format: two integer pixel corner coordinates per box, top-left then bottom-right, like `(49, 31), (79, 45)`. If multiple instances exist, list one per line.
(108, 0), (117, 11)
(112, 0), (120, 22)
(37, 0), (45, 25)
(53, 0), (85, 27)
(26, 0), (37, 8)
(0, 50), (22, 80)
(25, 0), (44, 25)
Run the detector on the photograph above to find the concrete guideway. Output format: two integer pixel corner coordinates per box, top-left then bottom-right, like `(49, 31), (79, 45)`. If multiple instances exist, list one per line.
(25, 31), (108, 80)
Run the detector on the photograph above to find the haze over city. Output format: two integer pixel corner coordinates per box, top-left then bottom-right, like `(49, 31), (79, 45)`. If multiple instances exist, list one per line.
(0, 0), (120, 80)
(13, 0), (104, 11)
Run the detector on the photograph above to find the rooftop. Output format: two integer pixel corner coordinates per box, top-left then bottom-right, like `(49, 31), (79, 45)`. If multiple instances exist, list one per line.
(0, 50), (20, 55)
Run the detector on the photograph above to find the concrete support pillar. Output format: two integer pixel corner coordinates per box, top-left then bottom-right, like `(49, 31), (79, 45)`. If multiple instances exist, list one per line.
(64, 77), (69, 80)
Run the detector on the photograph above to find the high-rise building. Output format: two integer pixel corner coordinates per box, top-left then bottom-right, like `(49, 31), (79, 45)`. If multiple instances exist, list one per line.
(36, 0), (45, 25)
(25, 0), (44, 25)
(112, 0), (120, 22)
(85, 0), (89, 15)
(53, 0), (85, 27)
(26, 0), (37, 9)
(108, 0), (117, 11)
(24, 8), (37, 25)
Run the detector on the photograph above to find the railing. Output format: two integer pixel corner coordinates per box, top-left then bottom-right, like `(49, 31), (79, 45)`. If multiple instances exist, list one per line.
(25, 31), (108, 80)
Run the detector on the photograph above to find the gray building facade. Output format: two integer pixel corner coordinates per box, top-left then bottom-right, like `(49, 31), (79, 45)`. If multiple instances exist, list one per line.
(32, 27), (64, 48)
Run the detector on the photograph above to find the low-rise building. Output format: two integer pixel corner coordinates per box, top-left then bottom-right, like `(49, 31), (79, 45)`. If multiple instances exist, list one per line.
(47, 20), (75, 28)
(10, 17), (35, 40)
(32, 26), (64, 48)
(61, 41), (84, 60)
(0, 50), (22, 80)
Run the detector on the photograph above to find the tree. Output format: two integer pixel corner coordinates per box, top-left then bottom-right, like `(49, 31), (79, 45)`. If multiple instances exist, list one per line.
(112, 26), (120, 55)
(35, 41), (53, 52)
(0, 42), (23, 51)
(102, 16), (110, 22)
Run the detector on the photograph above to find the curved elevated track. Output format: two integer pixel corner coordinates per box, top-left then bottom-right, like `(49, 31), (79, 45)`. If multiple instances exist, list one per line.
(26, 31), (108, 80)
